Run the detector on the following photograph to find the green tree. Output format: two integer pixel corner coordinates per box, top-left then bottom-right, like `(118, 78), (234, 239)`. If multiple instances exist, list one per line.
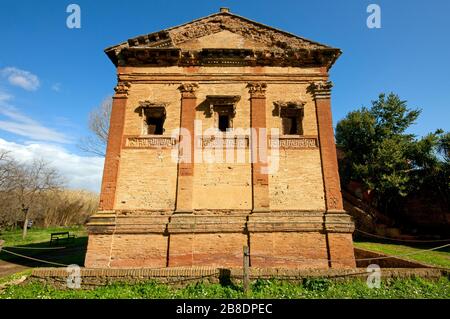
(336, 93), (449, 215)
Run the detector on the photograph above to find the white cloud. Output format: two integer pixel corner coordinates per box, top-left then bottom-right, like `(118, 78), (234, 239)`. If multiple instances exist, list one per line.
(0, 93), (71, 144)
(51, 83), (61, 92)
(1, 67), (40, 91)
(0, 91), (13, 102)
(0, 138), (104, 192)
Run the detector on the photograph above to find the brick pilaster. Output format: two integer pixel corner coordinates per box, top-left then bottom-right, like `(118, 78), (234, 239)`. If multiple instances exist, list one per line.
(98, 80), (130, 211)
(308, 81), (343, 212)
(308, 81), (356, 268)
(175, 83), (198, 213)
(248, 82), (270, 212)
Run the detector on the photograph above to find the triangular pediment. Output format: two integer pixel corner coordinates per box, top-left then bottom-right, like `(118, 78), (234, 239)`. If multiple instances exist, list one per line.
(105, 10), (341, 69)
(176, 30), (269, 50)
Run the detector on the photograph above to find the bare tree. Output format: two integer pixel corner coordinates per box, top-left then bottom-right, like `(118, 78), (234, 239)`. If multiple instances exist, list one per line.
(0, 150), (14, 190)
(8, 159), (64, 238)
(78, 97), (112, 156)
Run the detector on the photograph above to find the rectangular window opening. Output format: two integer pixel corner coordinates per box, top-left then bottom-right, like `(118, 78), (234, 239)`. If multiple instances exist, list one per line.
(146, 116), (165, 135)
(218, 114), (230, 132)
(282, 116), (301, 135)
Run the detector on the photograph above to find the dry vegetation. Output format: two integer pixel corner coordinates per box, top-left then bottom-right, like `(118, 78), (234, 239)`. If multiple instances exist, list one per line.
(0, 150), (98, 233)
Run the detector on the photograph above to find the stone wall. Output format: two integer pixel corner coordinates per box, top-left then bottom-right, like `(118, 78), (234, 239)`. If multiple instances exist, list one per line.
(30, 266), (446, 290)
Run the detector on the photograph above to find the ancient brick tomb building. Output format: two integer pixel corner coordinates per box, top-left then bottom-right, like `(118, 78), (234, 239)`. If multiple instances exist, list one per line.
(85, 9), (356, 269)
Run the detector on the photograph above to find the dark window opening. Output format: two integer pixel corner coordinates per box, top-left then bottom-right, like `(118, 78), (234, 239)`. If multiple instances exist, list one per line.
(142, 106), (166, 135)
(218, 114), (230, 132)
(146, 116), (164, 135)
(282, 114), (303, 135)
(282, 117), (298, 135)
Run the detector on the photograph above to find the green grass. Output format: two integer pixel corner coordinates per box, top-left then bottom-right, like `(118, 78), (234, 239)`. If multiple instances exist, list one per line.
(0, 277), (449, 299)
(0, 270), (32, 286)
(0, 226), (86, 247)
(354, 239), (450, 268)
(1, 227), (449, 298)
(0, 226), (88, 271)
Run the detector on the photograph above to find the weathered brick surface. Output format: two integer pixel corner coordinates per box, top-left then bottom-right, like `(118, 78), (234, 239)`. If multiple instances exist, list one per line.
(269, 150), (325, 210)
(87, 13), (356, 269)
(110, 234), (168, 268)
(314, 96), (344, 212)
(326, 233), (356, 268)
(250, 232), (329, 268)
(115, 149), (177, 210)
(84, 234), (113, 268)
(169, 233), (247, 267)
(99, 96), (127, 210)
(249, 83), (270, 211)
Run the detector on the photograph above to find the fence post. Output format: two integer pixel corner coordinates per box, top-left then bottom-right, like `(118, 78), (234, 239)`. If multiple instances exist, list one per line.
(243, 245), (250, 295)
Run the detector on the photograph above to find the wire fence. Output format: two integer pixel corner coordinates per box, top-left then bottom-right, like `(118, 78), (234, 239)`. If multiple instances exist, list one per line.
(355, 229), (450, 243)
(0, 228), (449, 270)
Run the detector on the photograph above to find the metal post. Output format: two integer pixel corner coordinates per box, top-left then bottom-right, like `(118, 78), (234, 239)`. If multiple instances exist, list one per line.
(243, 245), (250, 295)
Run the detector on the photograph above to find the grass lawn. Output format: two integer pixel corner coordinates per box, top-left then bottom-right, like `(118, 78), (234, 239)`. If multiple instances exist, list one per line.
(0, 277), (449, 299)
(354, 238), (450, 268)
(0, 226), (87, 247)
(0, 227), (449, 299)
(0, 226), (88, 270)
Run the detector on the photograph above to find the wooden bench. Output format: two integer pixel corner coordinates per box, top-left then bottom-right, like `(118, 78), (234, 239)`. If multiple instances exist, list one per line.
(50, 232), (75, 246)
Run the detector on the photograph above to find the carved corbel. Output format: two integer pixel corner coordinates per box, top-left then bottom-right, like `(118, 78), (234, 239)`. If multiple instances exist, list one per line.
(178, 83), (199, 98)
(114, 81), (131, 96)
(307, 81), (333, 99)
(247, 82), (267, 98)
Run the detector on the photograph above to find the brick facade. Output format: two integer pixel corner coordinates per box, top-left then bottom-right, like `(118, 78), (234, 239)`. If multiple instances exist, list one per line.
(85, 9), (356, 269)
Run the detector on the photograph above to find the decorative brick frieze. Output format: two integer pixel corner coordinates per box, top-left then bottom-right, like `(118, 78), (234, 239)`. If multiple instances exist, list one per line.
(269, 136), (319, 149)
(123, 136), (177, 149)
(198, 135), (250, 149)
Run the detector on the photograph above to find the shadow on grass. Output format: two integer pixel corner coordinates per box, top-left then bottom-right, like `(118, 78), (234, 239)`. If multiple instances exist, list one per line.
(0, 236), (88, 268)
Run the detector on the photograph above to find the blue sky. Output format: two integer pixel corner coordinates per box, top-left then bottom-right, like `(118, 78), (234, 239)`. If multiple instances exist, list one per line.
(0, 0), (449, 192)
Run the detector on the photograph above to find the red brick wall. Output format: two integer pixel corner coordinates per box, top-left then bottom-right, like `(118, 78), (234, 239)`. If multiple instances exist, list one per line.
(315, 97), (344, 212)
(98, 95), (127, 210)
(250, 232), (329, 268)
(168, 233), (247, 267)
(326, 233), (356, 268)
